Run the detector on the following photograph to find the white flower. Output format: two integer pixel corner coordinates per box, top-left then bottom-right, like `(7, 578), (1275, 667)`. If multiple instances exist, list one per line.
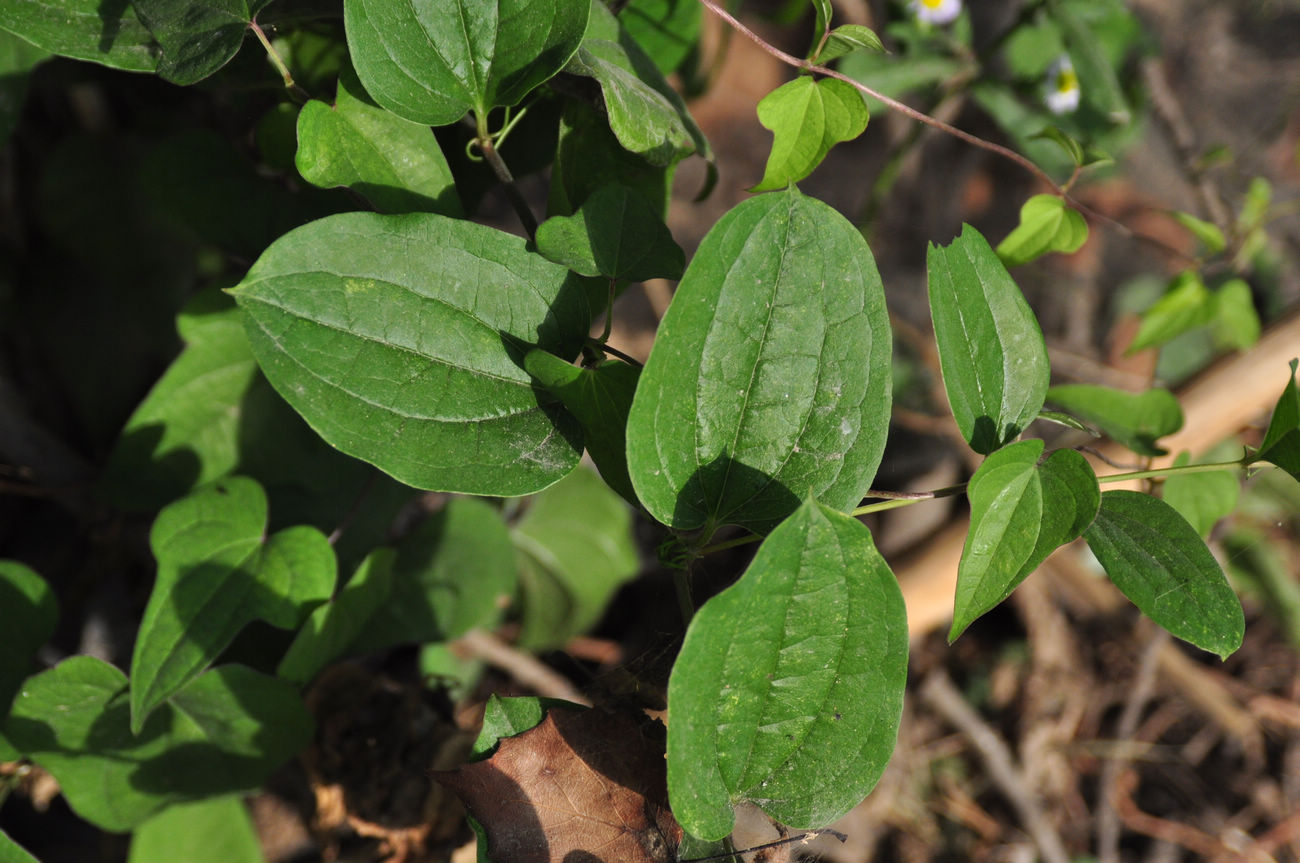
(1044, 55), (1081, 114)
(909, 0), (961, 25)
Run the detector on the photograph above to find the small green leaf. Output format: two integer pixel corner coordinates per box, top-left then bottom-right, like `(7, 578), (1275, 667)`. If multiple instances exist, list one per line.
(810, 0), (832, 48)
(951, 442), (1099, 640)
(1255, 359), (1300, 481)
(0, 0), (159, 74)
(296, 63), (462, 216)
(1030, 126), (1084, 166)
(627, 188), (892, 534)
(1210, 279), (1261, 351)
(275, 549), (396, 685)
(995, 194), (1088, 267)
(1045, 0), (1129, 123)
(1036, 409), (1091, 433)
(512, 467), (639, 648)
(345, 0), (588, 125)
(0, 562), (57, 714)
(230, 211), (603, 495)
(472, 694), (564, 758)
(927, 224), (1050, 454)
(619, 0), (700, 74)
(4, 658), (311, 831)
(752, 76), (868, 192)
(1169, 211), (1226, 255)
(1084, 491), (1244, 658)
(128, 796), (262, 863)
(534, 183), (684, 280)
(0, 830), (38, 863)
(1045, 384), (1183, 457)
(667, 499), (907, 840)
(131, 0), (250, 85)
(131, 477), (335, 732)
(1162, 453), (1238, 538)
(525, 351), (641, 504)
(815, 25), (885, 64)
(1127, 271), (1215, 354)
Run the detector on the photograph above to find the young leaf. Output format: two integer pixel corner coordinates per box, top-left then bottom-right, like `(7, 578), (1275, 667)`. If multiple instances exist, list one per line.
(995, 194), (1088, 268)
(0, 0), (159, 74)
(1084, 491), (1244, 658)
(927, 224), (1050, 454)
(230, 211), (603, 495)
(1045, 384), (1183, 457)
(1211, 279), (1261, 351)
(1031, 126), (1085, 166)
(345, 0), (588, 125)
(0, 561), (57, 713)
(296, 63), (463, 216)
(627, 188), (892, 534)
(1254, 359), (1300, 481)
(1170, 211), (1226, 254)
(474, 695), (555, 757)
(131, 477), (335, 732)
(751, 77), (868, 192)
(127, 796), (262, 863)
(131, 0), (250, 86)
(3, 658), (311, 831)
(1127, 271), (1214, 354)
(512, 466), (639, 648)
(951, 442), (1099, 640)
(534, 183), (685, 281)
(525, 351), (641, 504)
(667, 499), (907, 840)
(550, 100), (673, 217)
(815, 24), (886, 65)
(1162, 453), (1238, 538)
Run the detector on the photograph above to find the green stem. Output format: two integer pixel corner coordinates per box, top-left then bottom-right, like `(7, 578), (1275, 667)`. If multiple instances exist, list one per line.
(673, 567), (695, 625)
(249, 20), (309, 103)
(474, 111), (538, 239)
(1095, 458), (1247, 485)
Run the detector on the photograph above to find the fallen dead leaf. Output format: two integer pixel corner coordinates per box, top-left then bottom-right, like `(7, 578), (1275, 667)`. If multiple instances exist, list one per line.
(435, 707), (682, 863)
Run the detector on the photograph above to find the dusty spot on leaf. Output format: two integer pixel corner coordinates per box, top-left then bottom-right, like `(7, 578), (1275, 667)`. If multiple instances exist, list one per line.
(435, 707), (682, 863)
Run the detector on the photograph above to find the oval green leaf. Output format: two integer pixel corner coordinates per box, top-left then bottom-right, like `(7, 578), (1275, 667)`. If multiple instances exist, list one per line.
(344, 0), (588, 125)
(627, 187), (892, 534)
(131, 0), (249, 85)
(927, 224), (1050, 454)
(666, 499), (907, 840)
(128, 796), (262, 863)
(534, 183), (684, 281)
(130, 476), (335, 732)
(230, 211), (603, 495)
(1045, 384), (1183, 457)
(815, 24), (885, 65)
(995, 194), (1088, 268)
(751, 76), (868, 192)
(1127, 271), (1214, 354)
(1084, 490), (1244, 658)
(0, 0), (159, 73)
(296, 64), (462, 216)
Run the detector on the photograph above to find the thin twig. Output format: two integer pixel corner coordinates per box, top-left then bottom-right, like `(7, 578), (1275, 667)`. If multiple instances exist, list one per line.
(475, 133), (538, 239)
(597, 342), (644, 367)
(921, 670), (1072, 863)
(249, 20), (310, 103)
(456, 629), (591, 706)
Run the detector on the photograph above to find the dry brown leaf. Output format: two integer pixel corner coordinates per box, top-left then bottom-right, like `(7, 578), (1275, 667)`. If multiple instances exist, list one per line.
(435, 707), (683, 863)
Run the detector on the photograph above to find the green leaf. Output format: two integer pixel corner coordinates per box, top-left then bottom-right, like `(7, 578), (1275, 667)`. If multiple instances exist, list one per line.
(0, 830), (38, 863)
(627, 188), (892, 534)
(102, 290), (259, 510)
(1127, 271), (1214, 354)
(534, 183), (684, 280)
(472, 694), (566, 758)
(1210, 279), (1261, 351)
(128, 796), (262, 863)
(353, 497), (517, 648)
(1045, 0), (1129, 123)
(1045, 384), (1183, 457)
(1084, 491), (1244, 658)
(230, 211), (603, 495)
(131, 0), (249, 85)
(927, 224), (1050, 455)
(1030, 125), (1084, 165)
(0, 32), (47, 145)
(751, 76), (868, 192)
(995, 194), (1088, 267)
(1162, 453), (1238, 538)
(0, 562), (57, 714)
(4, 658), (311, 831)
(951, 443), (1098, 640)
(131, 477), (335, 732)
(512, 466), (639, 648)
(1170, 211), (1226, 255)
(1255, 359), (1300, 481)
(815, 24), (885, 64)
(525, 351), (640, 504)
(666, 499), (907, 839)
(619, 0), (700, 74)
(344, 0), (588, 125)
(549, 100), (672, 217)
(562, 4), (705, 167)
(810, 0), (832, 47)
(0, 0), (158, 73)
(275, 549), (396, 685)
(296, 64), (462, 216)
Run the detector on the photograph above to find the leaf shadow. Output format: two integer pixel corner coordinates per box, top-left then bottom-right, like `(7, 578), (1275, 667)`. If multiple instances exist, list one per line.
(673, 453), (801, 536)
